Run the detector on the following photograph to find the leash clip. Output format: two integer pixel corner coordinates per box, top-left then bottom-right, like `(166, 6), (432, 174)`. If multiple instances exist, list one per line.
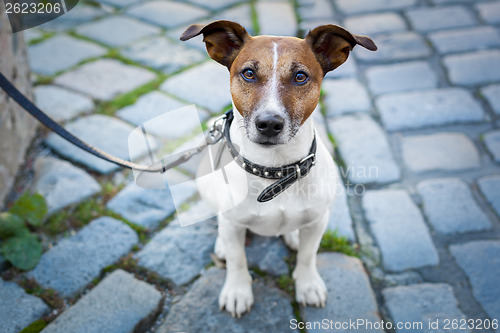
(206, 114), (227, 145)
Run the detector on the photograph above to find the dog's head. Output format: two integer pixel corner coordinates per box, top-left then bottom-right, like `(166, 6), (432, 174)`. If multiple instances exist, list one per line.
(181, 20), (376, 145)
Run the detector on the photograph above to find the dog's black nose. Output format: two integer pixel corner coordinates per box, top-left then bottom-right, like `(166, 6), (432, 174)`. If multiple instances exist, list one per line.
(255, 113), (284, 138)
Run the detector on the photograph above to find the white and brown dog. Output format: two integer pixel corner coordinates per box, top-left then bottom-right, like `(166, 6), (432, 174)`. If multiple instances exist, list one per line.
(181, 21), (376, 317)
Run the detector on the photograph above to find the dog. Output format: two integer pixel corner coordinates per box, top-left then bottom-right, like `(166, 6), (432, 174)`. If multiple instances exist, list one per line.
(181, 20), (376, 317)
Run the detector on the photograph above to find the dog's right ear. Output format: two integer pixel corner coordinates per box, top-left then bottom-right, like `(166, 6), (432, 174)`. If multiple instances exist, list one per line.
(181, 20), (250, 69)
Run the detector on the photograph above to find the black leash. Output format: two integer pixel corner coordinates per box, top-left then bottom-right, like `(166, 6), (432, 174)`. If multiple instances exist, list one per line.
(0, 72), (206, 173)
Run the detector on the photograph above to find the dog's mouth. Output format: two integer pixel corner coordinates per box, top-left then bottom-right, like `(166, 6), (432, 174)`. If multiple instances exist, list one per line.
(251, 137), (282, 146)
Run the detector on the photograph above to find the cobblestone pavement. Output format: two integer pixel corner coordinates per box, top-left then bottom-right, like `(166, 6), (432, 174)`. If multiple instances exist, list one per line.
(1, 0), (500, 332)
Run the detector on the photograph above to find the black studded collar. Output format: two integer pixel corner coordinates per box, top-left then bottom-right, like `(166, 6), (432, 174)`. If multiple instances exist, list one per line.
(222, 110), (317, 203)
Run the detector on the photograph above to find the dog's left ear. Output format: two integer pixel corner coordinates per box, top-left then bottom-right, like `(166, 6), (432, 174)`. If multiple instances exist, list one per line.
(305, 25), (377, 74)
(181, 20), (250, 69)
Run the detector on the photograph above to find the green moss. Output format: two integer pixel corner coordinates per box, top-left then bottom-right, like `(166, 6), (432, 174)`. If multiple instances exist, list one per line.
(250, 0), (260, 35)
(82, 0), (102, 8)
(33, 75), (54, 86)
(96, 75), (166, 116)
(320, 229), (359, 257)
(28, 31), (56, 45)
(20, 279), (64, 309)
(277, 274), (295, 296)
(19, 320), (47, 333)
(43, 197), (102, 235)
(103, 255), (171, 290)
(42, 182), (148, 243)
(251, 267), (268, 277)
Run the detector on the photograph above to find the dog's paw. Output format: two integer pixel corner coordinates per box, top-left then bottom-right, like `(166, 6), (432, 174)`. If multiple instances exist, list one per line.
(219, 280), (254, 318)
(214, 236), (226, 260)
(283, 230), (299, 251)
(293, 267), (327, 307)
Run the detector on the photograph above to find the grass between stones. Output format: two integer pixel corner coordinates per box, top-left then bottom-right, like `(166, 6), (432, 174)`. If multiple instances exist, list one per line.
(95, 74), (167, 116)
(41, 181), (149, 244)
(101, 253), (173, 293)
(19, 278), (65, 310)
(27, 31), (56, 46)
(320, 229), (360, 257)
(249, 0), (260, 35)
(18, 319), (47, 333)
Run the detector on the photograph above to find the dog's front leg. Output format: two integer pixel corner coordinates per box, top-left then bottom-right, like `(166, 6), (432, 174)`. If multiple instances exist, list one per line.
(217, 214), (253, 317)
(293, 211), (329, 307)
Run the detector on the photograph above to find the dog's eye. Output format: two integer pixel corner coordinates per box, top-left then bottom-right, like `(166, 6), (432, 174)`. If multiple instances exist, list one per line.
(294, 72), (308, 84)
(242, 68), (256, 81)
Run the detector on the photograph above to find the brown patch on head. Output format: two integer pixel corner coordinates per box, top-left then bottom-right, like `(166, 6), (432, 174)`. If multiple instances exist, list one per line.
(229, 36), (324, 126)
(181, 21), (377, 144)
(305, 24), (377, 74)
(180, 20), (250, 68)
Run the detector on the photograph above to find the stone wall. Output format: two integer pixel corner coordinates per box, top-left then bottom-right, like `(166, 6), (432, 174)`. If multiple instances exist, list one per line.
(0, 3), (37, 207)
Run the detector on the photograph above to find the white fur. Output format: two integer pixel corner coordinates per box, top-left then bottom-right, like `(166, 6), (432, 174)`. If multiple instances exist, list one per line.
(196, 46), (338, 318)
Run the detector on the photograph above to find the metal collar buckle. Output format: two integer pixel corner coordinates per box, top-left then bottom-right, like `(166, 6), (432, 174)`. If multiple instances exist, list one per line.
(206, 114), (227, 144)
(300, 153), (316, 165)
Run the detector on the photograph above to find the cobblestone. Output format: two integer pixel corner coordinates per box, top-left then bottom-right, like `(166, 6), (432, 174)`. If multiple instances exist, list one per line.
(135, 217), (216, 285)
(334, 0), (418, 15)
(401, 133), (480, 173)
(328, 115), (401, 184)
(34, 85), (94, 122)
(354, 32), (431, 63)
(107, 181), (195, 229)
(484, 130), (500, 163)
(328, 174), (355, 241)
(256, 2), (298, 36)
(185, 0), (242, 11)
(344, 13), (407, 36)
(29, 217), (138, 298)
(158, 267), (298, 333)
(161, 61), (231, 113)
(482, 84), (500, 115)
(41, 269), (162, 333)
(376, 88), (485, 131)
(75, 16), (161, 47)
(297, 0), (335, 21)
(322, 78), (371, 116)
(325, 57), (357, 78)
(383, 283), (468, 333)
(98, 0), (142, 8)
(429, 27), (500, 54)
(443, 50), (500, 86)
(55, 59), (156, 101)
(478, 175), (500, 217)
(28, 35), (106, 76)
(122, 36), (206, 74)
(362, 189), (439, 271)
(0, 278), (50, 333)
(406, 6), (476, 32)
(301, 253), (382, 332)
(246, 236), (289, 276)
(117, 91), (202, 139)
(476, 2), (500, 25)
(31, 156), (101, 215)
(127, 1), (209, 29)
(450, 240), (500, 328)
(210, 4), (254, 35)
(417, 178), (491, 234)
(45, 114), (157, 174)
(366, 61), (438, 95)
(38, 4), (105, 31)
